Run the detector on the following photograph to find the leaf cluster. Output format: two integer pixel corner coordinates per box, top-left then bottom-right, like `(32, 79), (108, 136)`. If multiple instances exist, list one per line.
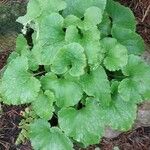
(0, 0), (149, 149)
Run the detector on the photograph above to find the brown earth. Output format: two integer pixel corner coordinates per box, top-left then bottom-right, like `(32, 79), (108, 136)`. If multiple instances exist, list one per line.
(0, 0), (150, 150)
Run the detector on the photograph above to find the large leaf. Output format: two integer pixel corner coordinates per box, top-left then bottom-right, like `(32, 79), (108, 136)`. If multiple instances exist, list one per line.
(32, 91), (55, 120)
(29, 119), (73, 150)
(51, 43), (86, 76)
(80, 66), (111, 106)
(31, 13), (66, 65)
(100, 81), (137, 131)
(119, 55), (150, 101)
(58, 99), (104, 147)
(38, 13), (65, 45)
(111, 25), (145, 55)
(41, 73), (83, 107)
(106, 0), (136, 31)
(101, 38), (128, 71)
(17, 0), (66, 25)
(63, 0), (107, 17)
(118, 78), (142, 103)
(0, 56), (41, 105)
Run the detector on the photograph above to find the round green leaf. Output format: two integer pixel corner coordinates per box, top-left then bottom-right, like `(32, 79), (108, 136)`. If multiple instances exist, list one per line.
(29, 119), (73, 150)
(106, 0), (136, 31)
(111, 25), (145, 55)
(121, 55), (150, 100)
(80, 66), (111, 106)
(58, 99), (104, 147)
(78, 6), (103, 30)
(51, 43), (86, 76)
(100, 81), (137, 131)
(101, 38), (128, 71)
(41, 73), (83, 107)
(32, 91), (55, 120)
(0, 56), (41, 105)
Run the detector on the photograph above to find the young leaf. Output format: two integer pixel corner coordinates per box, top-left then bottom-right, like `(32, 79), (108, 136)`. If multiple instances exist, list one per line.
(81, 27), (104, 69)
(101, 38), (128, 71)
(0, 56), (41, 105)
(106, 0), (136, 31)
(80, 66), (111, 106)
(100, 81), (137, 131)
(15, 34), (28, 54)
(64, 15), (80, 27)
(32, 91), (55, 120)
(58, 99), (104, 147)
(111, 25), (145, 55)
(41, 73), (83, 107)
(29, 119), (73, 150)
(51, 43), (86, 76)
(78, 7), (103, 30)
(63, 0), (107, 17)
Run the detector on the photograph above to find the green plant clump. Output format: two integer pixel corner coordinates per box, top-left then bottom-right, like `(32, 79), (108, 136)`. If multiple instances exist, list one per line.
(0, 0), (149, 149)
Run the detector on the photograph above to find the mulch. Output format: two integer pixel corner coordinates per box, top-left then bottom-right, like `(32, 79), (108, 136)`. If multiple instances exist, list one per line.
(0, 0), (150, 150)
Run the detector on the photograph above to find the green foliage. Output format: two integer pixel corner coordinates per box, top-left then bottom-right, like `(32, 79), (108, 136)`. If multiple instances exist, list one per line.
(0, 0), (149, 149)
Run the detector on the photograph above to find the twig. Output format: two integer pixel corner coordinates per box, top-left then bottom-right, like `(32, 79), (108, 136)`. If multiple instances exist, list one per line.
(142, 5), (150, 22)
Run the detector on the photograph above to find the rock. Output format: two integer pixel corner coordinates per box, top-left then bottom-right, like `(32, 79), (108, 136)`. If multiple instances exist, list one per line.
(104, 127), (121, 139)
(135, 102), (150, 128)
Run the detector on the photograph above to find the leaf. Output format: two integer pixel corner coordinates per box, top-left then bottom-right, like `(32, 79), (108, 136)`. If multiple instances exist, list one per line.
(15, 34), (28, 54)
(106, 0), (136, 31)
(101, 38), (128, 71)
(98, 13), (111, 38)
(41, 73), (83, 107)
(118, 78), (142, 103)
(0, 56), (41, 105)
(51, 43), (86, 76)
(29, 119), (73, 150)
(100, 81), (137, 131)
(111, 25), (145, 55)
(80, 66), (111, 106)
(65, 25), (81, 43)
(38, 13), (65, 45)
(63, 0), (107, 17)
(78, 7), (103, 30)
(58, 99), (104, 147)
(119, 55), (150, 101)
(81, 27), (104, 70)
(32, 91), (55, 120)
(64, 15), (80, 27)
(17, 0), (66, 25)
(31, 13), (66, 65)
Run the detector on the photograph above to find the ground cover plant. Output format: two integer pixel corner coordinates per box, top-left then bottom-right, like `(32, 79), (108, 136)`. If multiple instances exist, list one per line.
(0, 0), (149, 149)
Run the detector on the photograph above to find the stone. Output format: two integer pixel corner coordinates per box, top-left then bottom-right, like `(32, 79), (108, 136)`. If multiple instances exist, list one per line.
(135, 102), (150, 128)
(104, 127), (121, 139)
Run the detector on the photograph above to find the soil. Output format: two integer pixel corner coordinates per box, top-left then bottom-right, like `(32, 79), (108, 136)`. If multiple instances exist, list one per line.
(0, 0), (150, 150)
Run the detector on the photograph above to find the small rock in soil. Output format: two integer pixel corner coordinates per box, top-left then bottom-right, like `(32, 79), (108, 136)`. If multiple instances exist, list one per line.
(104, 128), (121, 139)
